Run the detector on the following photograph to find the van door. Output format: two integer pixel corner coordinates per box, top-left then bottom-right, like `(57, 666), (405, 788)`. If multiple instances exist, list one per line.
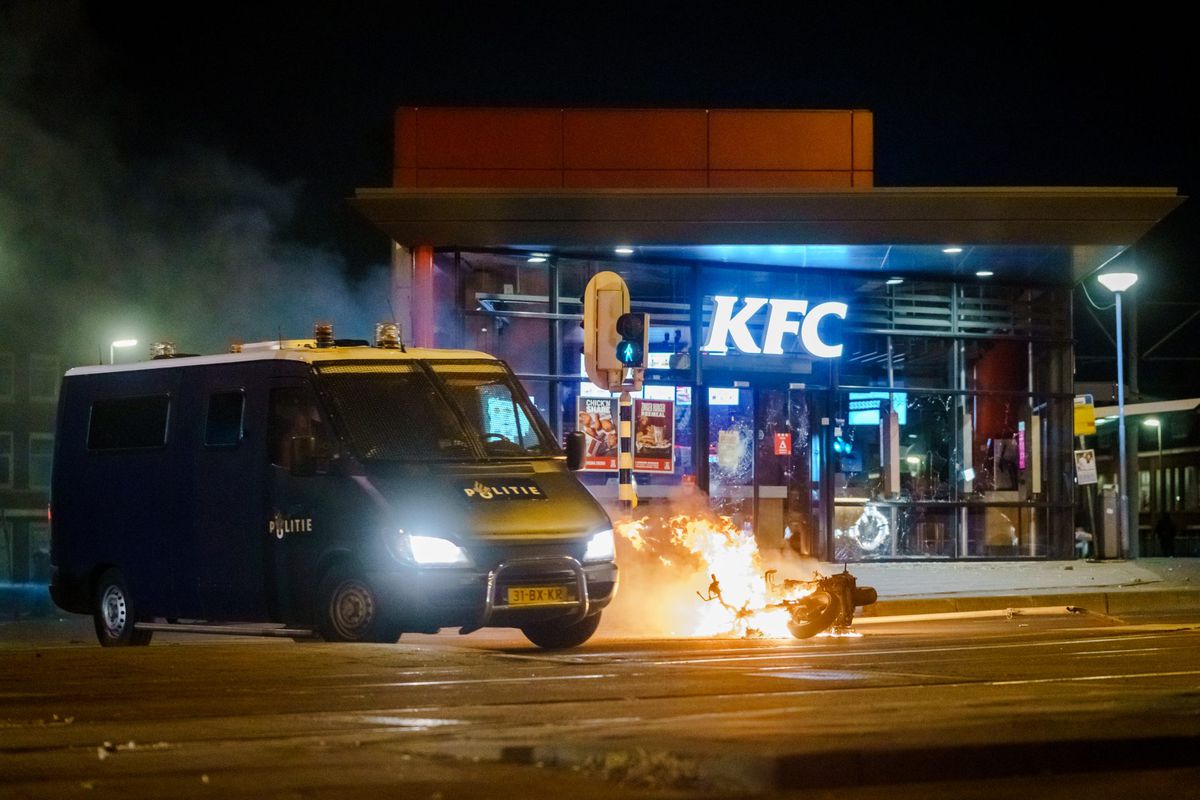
(265, 381), (347, 624)
(190, 377), (270, 621)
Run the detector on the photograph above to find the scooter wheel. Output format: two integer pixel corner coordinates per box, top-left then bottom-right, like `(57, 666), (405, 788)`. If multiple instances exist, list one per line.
(786, 591), (841, 639)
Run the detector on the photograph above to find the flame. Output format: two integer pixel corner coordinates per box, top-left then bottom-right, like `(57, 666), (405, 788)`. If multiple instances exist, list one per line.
(815, 629), (863, 639)
(614, 513), (814, 638)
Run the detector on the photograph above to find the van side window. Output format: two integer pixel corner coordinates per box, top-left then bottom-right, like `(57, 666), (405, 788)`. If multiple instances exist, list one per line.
(88, 395), (170, 450)
(269, 386), (330, 467)
(205, 391), (245, 446)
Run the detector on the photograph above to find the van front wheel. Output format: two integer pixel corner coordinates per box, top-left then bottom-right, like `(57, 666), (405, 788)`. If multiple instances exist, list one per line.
(521, 611), (601, 649)
(93, 569), (153, 647)
(316, 565), (401, 643)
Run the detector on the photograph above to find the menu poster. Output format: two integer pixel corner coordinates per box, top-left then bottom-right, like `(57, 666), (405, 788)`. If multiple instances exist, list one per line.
(576, 397), (619, 471)
(633, 398), (675, 473)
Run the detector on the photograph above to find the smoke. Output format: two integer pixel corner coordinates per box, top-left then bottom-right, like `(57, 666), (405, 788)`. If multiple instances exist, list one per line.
(600, 489), (821, 638)
(0, 4), (389, 366)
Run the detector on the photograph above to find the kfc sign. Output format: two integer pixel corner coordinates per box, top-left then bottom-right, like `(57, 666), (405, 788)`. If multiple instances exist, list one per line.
(701, 296), (848, 358)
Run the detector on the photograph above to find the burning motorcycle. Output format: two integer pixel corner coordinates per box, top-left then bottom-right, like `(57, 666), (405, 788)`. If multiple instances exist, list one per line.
(700, 565), (878, 639)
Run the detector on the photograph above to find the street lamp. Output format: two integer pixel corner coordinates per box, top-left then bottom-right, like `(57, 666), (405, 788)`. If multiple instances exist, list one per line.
(1143, 418), (1163, 523)
(1098, 271), (1139, 558)
(110, 339), (138, 365)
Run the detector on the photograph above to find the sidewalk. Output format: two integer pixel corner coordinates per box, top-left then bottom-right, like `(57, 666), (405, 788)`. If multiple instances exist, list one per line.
(0, 582), (54, 620)
(5, 559), (1200, 621)
(841, 557), (1200, 617)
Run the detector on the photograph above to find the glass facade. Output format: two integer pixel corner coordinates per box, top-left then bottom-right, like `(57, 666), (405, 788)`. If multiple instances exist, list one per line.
(431, 249), (1075, 560)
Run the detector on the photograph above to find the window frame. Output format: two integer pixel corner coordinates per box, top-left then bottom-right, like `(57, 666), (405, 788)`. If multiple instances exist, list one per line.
(27, 433), (54, 490)
(0, 353), (14, 402)
(28, 354), (60, 403)
(0, 431), (12, 488)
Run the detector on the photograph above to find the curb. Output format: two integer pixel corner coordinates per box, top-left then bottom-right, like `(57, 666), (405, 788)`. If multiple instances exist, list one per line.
(860, 589), (1200, 619)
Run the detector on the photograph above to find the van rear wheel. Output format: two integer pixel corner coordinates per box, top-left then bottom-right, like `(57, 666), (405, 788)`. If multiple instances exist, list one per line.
(93, 569), (153, 647)
(316, 564), (401, 643)
(521, 611), (601, 649)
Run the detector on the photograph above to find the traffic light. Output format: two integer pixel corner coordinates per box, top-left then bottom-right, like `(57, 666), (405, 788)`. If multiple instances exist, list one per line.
(583, 271), (630, 391)
(615, 313), (648, 367)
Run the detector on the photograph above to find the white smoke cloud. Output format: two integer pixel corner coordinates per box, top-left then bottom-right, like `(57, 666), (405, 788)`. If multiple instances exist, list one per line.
(0, 3), (390, 365)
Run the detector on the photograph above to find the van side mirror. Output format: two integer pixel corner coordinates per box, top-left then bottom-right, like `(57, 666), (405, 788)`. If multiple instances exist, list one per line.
(565, 431), (587, 472)
(289, 436), (317, 477)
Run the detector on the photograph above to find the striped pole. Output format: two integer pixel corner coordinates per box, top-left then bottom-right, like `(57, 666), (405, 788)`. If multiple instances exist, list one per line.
(618, 389), (634, 515)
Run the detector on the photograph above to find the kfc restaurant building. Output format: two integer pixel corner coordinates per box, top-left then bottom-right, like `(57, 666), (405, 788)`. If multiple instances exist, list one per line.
(354, 107), (1180, 561)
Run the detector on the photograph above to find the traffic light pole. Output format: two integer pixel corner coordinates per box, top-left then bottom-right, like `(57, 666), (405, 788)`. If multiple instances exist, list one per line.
(581, 271), (644, 518)
(618, 388), (634, 516)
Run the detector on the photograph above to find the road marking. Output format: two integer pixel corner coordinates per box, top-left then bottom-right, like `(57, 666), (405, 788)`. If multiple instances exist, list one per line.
(989, 669), (1200, 686)
(378, 673), (614, 688)
(755, 670), (872, 681)
(634, 632), (1197, 666)
(1070, 647), (1165, 656)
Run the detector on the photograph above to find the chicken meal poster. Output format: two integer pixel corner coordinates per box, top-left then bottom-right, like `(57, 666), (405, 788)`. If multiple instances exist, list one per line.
(576, 397), (619, 471)
(632, 398), (675, 473)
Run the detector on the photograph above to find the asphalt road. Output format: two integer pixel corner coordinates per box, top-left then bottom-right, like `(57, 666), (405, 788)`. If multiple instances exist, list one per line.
(3, 610), (1200, 798)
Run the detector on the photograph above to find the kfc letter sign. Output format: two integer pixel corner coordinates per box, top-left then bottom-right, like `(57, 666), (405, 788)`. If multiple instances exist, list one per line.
(701, 296), (847, 358)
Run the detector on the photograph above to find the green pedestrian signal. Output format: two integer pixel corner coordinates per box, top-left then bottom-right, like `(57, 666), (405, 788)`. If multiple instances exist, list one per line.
(616, 339), (642, 366)
(615, 313), (648, 368)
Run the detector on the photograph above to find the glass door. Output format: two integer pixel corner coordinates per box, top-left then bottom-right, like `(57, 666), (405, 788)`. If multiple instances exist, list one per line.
(755, 385), (825, 558)
(706, 385), (755, 534)
(706, 382), (825, 558)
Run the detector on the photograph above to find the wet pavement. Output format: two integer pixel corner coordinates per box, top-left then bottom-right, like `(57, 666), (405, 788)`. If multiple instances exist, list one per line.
(3, 609), (1200, 797)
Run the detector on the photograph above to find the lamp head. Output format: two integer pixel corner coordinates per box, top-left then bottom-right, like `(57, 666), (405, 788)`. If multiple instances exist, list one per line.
(1097, 272), (1138, 293)
(1143, 418), (1160, 428)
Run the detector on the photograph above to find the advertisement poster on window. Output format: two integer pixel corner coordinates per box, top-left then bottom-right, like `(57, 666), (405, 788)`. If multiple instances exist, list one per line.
(633, 398), (675, 473)
(1074, 449), (1098, 486)
(576, 397), (619, 471)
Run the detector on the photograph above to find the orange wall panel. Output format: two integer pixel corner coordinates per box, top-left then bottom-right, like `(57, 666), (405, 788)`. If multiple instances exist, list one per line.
(393, 168), (418, 187)
(564, 170), (708, 188)
(709, 110), (853, 171)
(852, 111), (874, 171)
(414, 108), (563, 170)
(416, 169), (562, 188)
(708, 170), (853, 188)
(563, 109), (708, 170)
(394, 108), (419, 182)
(392, 107), (873, 189)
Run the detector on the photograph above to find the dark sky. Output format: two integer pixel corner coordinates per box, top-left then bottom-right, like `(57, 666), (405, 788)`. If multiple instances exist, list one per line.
(81, 3), (1198, 272)
(4, 3), (1197, 385)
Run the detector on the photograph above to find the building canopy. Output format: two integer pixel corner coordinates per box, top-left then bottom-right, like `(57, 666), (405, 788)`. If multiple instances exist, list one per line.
(352, 186), (1182, 284)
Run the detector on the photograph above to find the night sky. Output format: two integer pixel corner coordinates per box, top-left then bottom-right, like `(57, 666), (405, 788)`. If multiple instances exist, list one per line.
(4, 3), (1198, 388)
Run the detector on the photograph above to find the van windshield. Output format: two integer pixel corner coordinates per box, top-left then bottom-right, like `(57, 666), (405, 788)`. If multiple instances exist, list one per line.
(314, 362), (555, 461)
(429, 362), (555, 458)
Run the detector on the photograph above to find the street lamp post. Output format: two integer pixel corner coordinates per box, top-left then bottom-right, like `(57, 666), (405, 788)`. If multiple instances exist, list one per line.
(1098, 271), (1139, 559)
(110, 339), (138, 365)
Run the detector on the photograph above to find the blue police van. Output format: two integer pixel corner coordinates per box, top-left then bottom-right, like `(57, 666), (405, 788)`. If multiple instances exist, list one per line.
(50, 326), (617, 648)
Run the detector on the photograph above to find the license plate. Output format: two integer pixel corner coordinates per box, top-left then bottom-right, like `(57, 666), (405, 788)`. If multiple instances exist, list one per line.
(506, 585), (573, 606)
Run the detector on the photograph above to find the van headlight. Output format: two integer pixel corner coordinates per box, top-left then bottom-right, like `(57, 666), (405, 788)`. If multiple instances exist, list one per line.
(396, 532), (472, 566)
(583, 527), (615, 563)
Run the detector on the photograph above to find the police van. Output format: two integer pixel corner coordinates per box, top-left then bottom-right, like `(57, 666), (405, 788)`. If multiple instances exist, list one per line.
(50, 324), (616, 648)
